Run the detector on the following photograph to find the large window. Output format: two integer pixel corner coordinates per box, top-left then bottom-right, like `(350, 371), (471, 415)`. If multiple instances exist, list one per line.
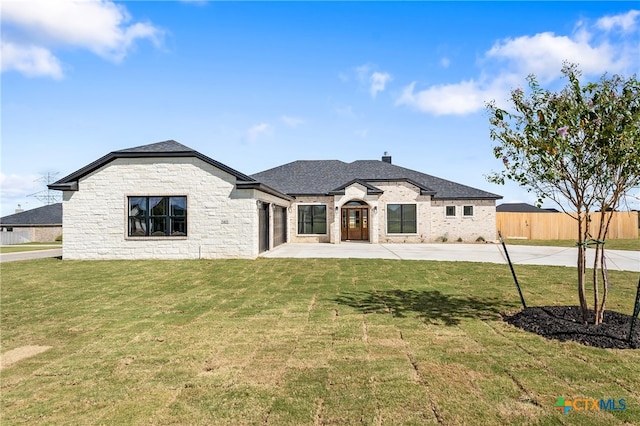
(463, 205), (474, 217)
(387, 204), (417, 234)
(297, 205), (327, 234)
(128, 196), (187, 237)
(445, 206), (456, 217)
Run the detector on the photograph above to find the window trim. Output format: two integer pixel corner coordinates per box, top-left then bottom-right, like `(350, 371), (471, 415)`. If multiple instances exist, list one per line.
(296, 204), (328, 235)
(127, 196), (188, 238)
(463, 205), (474, 217)
(386, 203), (417, 234)
(445, 205), (456, 217)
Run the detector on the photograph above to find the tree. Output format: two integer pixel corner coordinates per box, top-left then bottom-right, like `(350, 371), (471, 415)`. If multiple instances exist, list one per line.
(487, 63), (640, 325)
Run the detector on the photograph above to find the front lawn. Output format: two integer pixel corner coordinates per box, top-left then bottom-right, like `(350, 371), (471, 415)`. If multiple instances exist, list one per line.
(1, 258), (638, 425)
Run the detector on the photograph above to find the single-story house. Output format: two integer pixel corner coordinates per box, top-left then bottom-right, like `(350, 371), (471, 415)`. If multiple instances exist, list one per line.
(0, 203), (63, 244)
(49, 140), (502, 260)
(496, 203), (559, 213)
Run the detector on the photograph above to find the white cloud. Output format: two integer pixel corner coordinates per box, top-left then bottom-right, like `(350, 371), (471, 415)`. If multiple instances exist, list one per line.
(0, 173), (42, 198)
(486, 32), (620, 81)
(281, 115), (305, 128)
(396, 9), (639, 116)
(439, 57), (451, 68)
(596, 9), (640, 32)
(1, 0), (163, 78)
(351, 63), (392, 98)
(397, 80), (504, 116)
(369, 71), (392, 98)
(246, 123), (272, 143)
(0, 41), (63, 79)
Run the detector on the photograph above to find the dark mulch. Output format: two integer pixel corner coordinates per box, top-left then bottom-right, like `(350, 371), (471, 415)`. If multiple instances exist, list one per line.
(503, 306), (639, 349)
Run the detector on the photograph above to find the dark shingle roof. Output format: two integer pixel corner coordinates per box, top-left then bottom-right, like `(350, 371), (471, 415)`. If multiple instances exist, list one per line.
(496, 203), (555, 213)
(0, 203), (62, 226)
(251, 160), (502, 200)
(114, 140), (194, 153)
(48, 140), (292, 200)
(49, 140), (256, 190)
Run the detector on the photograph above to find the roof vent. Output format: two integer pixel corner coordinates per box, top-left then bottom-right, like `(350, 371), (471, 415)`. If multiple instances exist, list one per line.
(382, 152), (392, 164)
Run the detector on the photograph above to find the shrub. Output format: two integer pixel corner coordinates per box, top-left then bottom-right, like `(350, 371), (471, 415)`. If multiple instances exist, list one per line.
(476, 236), (486, 242)
(55, 234), (63, 242)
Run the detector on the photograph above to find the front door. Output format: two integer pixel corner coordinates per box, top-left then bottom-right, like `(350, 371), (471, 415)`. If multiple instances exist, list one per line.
(341, 207), (369, 241)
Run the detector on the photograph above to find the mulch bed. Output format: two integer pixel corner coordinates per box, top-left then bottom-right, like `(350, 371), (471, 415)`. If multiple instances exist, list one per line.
(503, 306), (639, 349)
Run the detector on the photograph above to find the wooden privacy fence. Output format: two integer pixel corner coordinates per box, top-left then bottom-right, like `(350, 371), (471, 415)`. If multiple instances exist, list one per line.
(496, 211), (639, 240)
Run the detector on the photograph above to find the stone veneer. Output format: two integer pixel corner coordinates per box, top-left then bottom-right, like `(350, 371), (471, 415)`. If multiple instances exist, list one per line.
(61, 157), (285, 260)
(288, 181), (497, 244)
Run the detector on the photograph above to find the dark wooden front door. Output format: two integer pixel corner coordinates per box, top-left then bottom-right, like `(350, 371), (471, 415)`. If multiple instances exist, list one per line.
(341, 208), (369, 241)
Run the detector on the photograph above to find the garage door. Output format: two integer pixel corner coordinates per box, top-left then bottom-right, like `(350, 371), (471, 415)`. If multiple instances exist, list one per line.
(273, 206), (287, 247)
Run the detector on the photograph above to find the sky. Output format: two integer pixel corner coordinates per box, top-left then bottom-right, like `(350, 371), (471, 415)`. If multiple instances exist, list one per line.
(2, 1), (639, 217)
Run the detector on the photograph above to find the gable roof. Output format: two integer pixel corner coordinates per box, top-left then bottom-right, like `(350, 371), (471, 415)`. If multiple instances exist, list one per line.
(251, 160), (502, 200)
(49, 140), (257, 191)
(0, 203), (62, 226)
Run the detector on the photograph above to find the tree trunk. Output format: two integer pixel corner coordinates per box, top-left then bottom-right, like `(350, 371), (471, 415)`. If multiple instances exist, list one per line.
(576, 213), (589, 324)
(596, 209), (616, 324)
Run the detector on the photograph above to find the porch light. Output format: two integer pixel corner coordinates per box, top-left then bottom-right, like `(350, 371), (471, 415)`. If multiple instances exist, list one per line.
(373, 206), (378, 214)
(335, 206), (339, 212)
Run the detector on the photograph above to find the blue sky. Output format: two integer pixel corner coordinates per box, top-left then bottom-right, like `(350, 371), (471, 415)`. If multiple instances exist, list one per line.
(2, 1), (639, 216)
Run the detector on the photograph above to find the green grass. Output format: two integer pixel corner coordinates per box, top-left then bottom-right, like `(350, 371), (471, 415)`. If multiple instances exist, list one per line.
(0, 243), (62, 254)
(2, 258), (639, 425)
(505, 238), (639, 251)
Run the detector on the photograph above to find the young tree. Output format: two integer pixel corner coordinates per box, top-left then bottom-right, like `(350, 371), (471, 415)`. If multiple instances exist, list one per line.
(487, 63), (640, 324)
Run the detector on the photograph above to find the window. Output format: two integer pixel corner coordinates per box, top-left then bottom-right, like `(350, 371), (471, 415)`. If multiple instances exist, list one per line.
(387, 204), (417, 233)
(128, 196), (187, 237)
(297, 205), (327, 234)
(445, 206), (456, 217)
(463, 205), (474, 217)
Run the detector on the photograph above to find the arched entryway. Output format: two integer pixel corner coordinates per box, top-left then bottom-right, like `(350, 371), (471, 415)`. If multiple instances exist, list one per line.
(340, 200), (369, 241)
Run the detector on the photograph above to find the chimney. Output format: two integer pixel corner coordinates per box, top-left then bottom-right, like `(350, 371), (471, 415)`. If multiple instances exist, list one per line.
(15, 204), (24, 213)
(381, 152), (392, 164)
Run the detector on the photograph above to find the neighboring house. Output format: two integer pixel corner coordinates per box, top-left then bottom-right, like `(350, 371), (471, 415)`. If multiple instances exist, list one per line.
(0, 203), (63, 244)
(49, 140), (502, 260)
(496, 203), (558, 213)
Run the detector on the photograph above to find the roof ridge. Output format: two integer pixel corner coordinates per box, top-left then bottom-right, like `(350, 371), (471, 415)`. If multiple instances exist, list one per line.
(114, 140), (194, 153)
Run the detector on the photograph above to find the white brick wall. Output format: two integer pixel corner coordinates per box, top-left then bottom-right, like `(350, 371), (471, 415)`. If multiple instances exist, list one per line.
(62, 157), (261, 260)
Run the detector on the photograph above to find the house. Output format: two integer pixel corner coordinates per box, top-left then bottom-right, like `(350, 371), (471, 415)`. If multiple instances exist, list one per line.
(49, 140), (502, 260)
(496, 203), (558, 213)
(0, 203), (63, 244)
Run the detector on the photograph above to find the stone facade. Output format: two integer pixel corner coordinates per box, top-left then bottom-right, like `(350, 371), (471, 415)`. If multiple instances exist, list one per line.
(287, 181), (497, 244)
(61, 157), (286, 260)
(429, 199), (496, 242)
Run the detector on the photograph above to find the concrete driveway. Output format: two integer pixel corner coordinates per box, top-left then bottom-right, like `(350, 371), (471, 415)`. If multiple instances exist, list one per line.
(0, 248), (62, 263)
(262, 243), (640, 272)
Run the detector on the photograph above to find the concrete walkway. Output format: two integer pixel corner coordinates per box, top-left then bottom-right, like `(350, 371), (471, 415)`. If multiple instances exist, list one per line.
(262, 243), (640, 272)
